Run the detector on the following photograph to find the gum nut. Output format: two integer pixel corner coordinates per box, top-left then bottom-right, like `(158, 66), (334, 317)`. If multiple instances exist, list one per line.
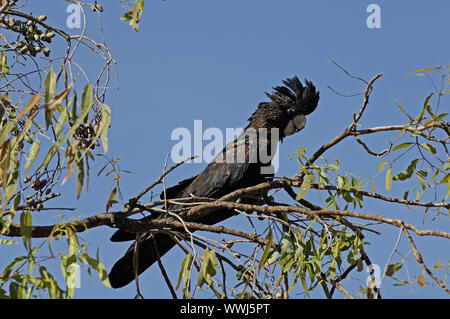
(26, 20), (33, 26)
(38, 15), (47, 21)
(34, 46), (42, 52)
(46, 32), (55, 38)
(43, 47), (50, 56)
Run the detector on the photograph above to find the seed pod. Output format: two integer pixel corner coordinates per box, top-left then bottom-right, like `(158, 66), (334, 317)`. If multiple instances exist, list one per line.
(34, 34), (40, 41)
(38, 15), (47, 21)
(94, 4), (103, 12)
(43, 47), (50, 57)
(28, 46), (36, 57)
(46, 32), (55, 38)
(8, 18), (15, 27)
(26, 20), (33, 26)
(34, 46), (42, 53)
(24, 176), (32, 183)
(39, 179), (47, 188)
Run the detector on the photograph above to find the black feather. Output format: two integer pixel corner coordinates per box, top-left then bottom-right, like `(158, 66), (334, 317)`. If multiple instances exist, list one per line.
(108, 75), (319, 289)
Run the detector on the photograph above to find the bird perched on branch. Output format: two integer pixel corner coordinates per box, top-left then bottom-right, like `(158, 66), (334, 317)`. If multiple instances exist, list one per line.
(108, 76), (320, 289)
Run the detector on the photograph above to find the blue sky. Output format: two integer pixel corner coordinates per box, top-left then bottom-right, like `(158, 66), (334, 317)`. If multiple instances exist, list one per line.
(2, 1), (449, 299)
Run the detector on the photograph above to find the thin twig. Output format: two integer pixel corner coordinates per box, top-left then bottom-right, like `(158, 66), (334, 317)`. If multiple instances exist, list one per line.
(401, 223), (449, 295)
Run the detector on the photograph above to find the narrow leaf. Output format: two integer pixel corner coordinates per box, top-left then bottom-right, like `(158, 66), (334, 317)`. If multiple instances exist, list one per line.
(44, 67), (56, 103)
(24, 138), (40, 174)
(296, 173), (315, 200)
(17, 93), (40, 120)
(81, 84), (92, 123)
(105, 187), (117, 212)
(258, 228), (273, 272)
(385, 167), (392, 191)
(391, 142), (413, 152)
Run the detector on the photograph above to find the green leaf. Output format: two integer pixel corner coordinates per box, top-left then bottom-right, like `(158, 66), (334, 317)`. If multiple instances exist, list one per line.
(20, 210), (32, 250)
(79, 251), (111, 288)
(391, 142), (413, 152)
(76, 150), (84, 199)
(385, 167), (392, 191)
(105, 187), (117, 212)
(54, 109), (68, 139)
(9, 282), (20, 299)
(44, 67), (56, 103)
(0, 50), (10, 75)
(24, 138), (40, 174)
(416, 170), (428, 191)
(4, 138), (20, 203)
(378, 161), (389, 172)
(121, 0), (145, 32)
(329, 259), (337, 277)
(0, 239), (17, 245)
(39, 265), (63, 299)
(296, 173), (315, 200)
(81, 84), (92, 123)
(300, 274), (310, 297)
(99, 103), (111, 153)
(437, 173), (449, 185)
(326, 164), (339, 171)
(0, 121), (15, 147)
(1, 256), (27, 280)
(278, 235), (294, 270)
(176, 254), (191, 291)
(258, 228), (273, 272)
(416, 93), (433, 123)
(71, 93), (78, 123)
(385, 261), (404, 277)
(197, 248), (218, 290)
(393, 159), (419, 181)
(420, 143), (436, 154)
(177, 253), (193, 298)
(39, 145), (57, 173)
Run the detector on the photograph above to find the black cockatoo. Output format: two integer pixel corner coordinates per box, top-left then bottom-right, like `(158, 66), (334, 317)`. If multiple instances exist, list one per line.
(108, 76), (320, 288)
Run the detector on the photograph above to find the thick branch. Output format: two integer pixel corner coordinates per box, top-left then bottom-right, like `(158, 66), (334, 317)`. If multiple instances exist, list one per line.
(3, 200), (449, 240)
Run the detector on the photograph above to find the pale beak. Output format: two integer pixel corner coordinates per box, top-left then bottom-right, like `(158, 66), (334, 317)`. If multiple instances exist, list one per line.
(283, 114), (306, 136)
